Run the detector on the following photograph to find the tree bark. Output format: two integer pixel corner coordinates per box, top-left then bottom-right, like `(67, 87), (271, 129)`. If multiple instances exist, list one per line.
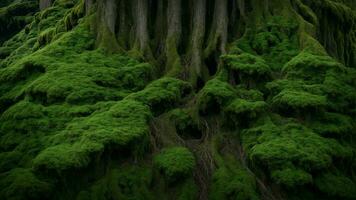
(190, 0), (206, 75)
(237, 0), (245, 18)
(165, 0), (182, 72)
(85, 0), (93, 15)
(205, 0), (228, 56)
(134, 0), (150, 52)
(39, 0), (52, 10)
(102, 0), (117, 34)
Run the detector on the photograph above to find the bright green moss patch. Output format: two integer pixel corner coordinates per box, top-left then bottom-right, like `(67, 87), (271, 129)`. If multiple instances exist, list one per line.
(154, 147), (195, 182)
(225, 98), (267, 120)
(244, 121), (346, 171)
(33, 143), (97, 172)
(271, 89), (327, 110)
(127, 77), (191, 115)
(34, 99), (152, 172)
(37, 27), (56, 46)
(222, 53), (271, 76)
(282, 52), (344, 80)
(0, 0), (356, 199)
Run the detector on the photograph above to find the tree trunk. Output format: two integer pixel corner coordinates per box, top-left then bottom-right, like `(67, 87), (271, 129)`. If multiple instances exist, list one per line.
(102, 0), (117, 34)
(165, 0), (182, 73)
(238, 0), (245, 18)
(85, 0), (93, 15)
(190, 0), (206, 76)
(205, 0), (228, 56)
(39, 0), (52, 10)
(134, 0), (150, 53)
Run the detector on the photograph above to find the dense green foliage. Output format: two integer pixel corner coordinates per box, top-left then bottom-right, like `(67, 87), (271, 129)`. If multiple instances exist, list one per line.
(0, 0), (355, 199)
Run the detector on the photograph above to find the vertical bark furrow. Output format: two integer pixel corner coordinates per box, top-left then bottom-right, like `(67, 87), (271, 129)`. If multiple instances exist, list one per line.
(190, 0), (206, 75)
(117, 0), (130, 48)
(135, 0), (150, 52)
(166, 0), (182, 42)
(205, 0), (228, 56)
(165, 0), (182, 72)
(153, 0), (166, 57)
(103, 0), (117, 34)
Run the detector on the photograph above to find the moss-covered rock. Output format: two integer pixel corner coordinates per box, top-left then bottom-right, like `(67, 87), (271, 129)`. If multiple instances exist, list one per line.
(154, 147), (195, 182)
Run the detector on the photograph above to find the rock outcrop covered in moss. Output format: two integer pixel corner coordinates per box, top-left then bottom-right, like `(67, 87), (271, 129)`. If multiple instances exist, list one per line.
(0, 0), (355, 199)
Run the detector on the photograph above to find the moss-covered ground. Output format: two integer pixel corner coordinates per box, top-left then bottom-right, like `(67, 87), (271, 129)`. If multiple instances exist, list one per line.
(0, 0), (356, 199)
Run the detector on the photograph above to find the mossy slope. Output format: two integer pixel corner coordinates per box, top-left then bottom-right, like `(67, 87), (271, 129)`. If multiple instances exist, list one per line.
(0, 0), (356, 200)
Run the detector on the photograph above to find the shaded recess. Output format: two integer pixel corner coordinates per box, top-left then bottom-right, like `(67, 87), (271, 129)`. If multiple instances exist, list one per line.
(96, 0), (248, 84)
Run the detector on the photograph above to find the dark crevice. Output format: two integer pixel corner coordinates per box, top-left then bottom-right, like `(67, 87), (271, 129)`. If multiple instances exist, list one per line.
(205, 51), (218, 76)
(196, 76), (205, 91)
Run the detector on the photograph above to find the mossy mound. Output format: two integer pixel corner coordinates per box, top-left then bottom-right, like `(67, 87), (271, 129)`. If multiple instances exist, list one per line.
(154, 147), (195, 182)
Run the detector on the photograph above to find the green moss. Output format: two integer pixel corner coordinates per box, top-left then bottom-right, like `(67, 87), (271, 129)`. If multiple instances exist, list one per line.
(271, 89), (327, 110)
(224, 98), (267, 120)
(63, 0), (85, 31)
(37, 27), (56, 46)
(169, 109), (201, 139)
(0, 0), (38, 44)
(0, 168), (52, 200)
(315, 172), (356, 199)
(127, 77), (191, 115)
(307, 112), (354, 137)
(271, 168), (312, 188)
(210, 168), (259, 200)
(282, 52), (344, 80)
(154, 147), (195, 182)
(34, 99), (151, 172)
(76, 166), (154, 200)
(0, 0), (356, 199)
(222, 53), (271, 76)
(177, 178), (198, 200)
(235, 16), (299, 69)
(197, 78), (236, 114)
(244, 121), (346, 171)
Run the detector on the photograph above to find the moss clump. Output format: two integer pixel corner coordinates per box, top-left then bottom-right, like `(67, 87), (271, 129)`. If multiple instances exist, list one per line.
(282, 52), (344, 81)
(76, 166), (154, 200)
(127, 77), (191, 115)
(244, 120), (352, 175)
(234, 16), (299, 69)
(154, 147), (195, 182)
(37, 27), (56, 46)
(225, 98), (267, 120)
(0, 168), (52, 200)
(307, 112), (354, 137)
(210, 166), (259, 200)
(222, 53), (271, 76)
(197, 78), (236, 114)
(315, 173), (356, 199)
(271, 89), (327, 110)
(0, 0), (38, 44)
(271, 168), (312, 187)
(34, 99), (152, 172)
